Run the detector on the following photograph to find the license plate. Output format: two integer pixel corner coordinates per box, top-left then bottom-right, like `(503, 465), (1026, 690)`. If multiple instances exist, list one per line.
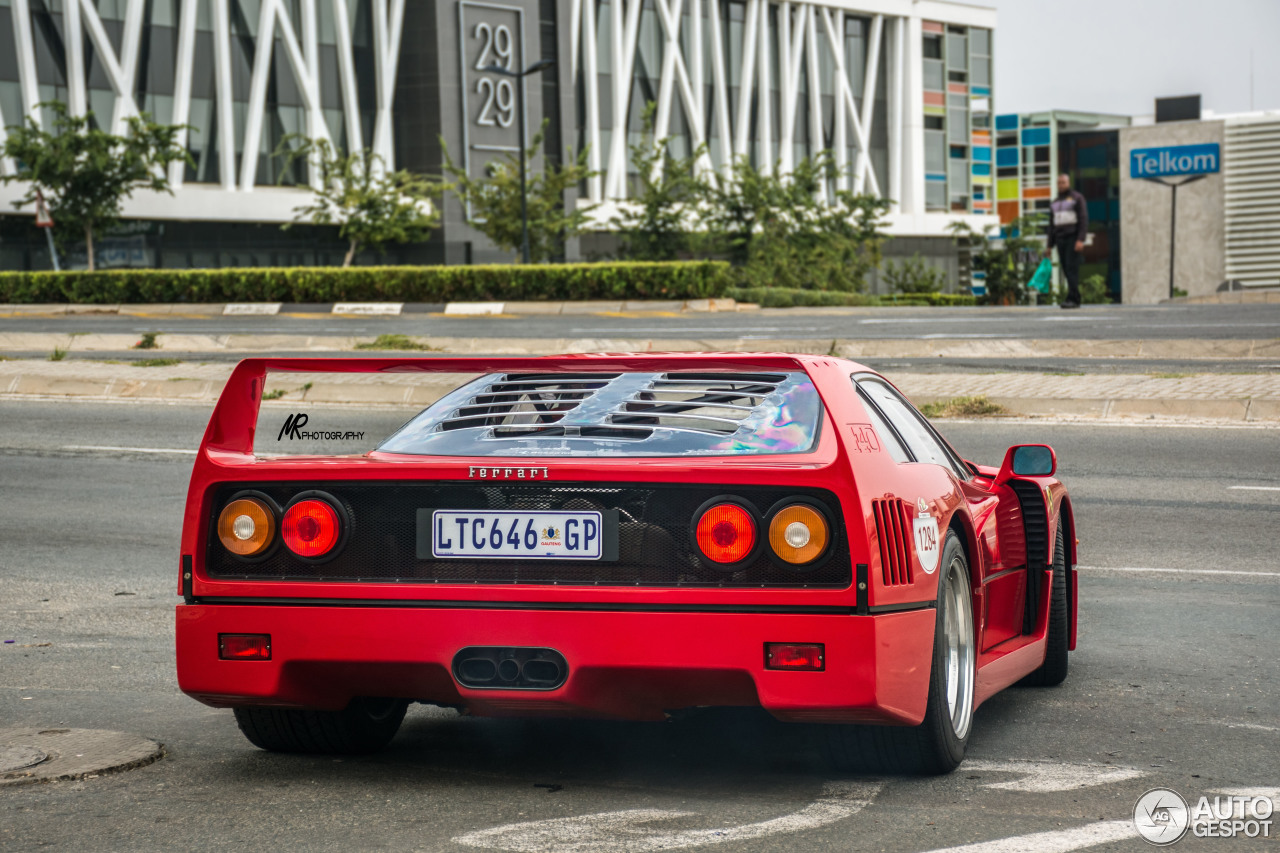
(428, 510), (605, 560)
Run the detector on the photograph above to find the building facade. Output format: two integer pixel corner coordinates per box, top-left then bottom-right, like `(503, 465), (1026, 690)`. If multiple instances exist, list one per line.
(1119, 112), (1280, 304)
(0, 0), (998, 271)
(993, 111), (1131, 300)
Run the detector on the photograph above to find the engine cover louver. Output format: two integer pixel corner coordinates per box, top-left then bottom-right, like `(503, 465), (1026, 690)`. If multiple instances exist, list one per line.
(873, 498), (914, 586)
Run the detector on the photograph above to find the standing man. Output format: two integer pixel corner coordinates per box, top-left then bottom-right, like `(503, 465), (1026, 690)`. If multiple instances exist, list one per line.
(1046, 173), (1089, 308)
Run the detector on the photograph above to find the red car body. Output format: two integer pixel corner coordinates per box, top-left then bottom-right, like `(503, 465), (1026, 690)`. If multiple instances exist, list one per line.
(176, 353), (1076, 733)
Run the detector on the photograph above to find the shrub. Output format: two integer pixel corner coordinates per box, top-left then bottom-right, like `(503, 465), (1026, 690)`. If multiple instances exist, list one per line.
(1081, 273), (1111, 304)
(919, 396), (1008, 418)
(882, 254), (947, 294)
(0, 262), (731, 304)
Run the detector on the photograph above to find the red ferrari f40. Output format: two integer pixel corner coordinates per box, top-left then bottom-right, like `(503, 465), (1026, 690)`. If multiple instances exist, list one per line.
(176, 353), (1076, 774)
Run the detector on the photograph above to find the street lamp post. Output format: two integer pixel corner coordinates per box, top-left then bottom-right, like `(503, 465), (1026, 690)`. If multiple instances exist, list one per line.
(481, 59), (554, 264)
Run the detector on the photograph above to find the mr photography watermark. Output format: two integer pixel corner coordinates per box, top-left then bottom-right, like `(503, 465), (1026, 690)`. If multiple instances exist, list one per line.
(1134, 788), (1273, 845)
(277, 413), (365, 442)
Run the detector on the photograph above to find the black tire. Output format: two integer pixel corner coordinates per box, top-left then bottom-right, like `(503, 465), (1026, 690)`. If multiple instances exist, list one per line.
(1019, 523), (1070, 687)
(827, 530), (974, 775)
(234, 697), (409, 754)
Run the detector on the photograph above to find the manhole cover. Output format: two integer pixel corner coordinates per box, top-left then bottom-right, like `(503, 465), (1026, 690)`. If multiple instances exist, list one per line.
(0, 728), (162, 785)
(0, 745), (48, 773)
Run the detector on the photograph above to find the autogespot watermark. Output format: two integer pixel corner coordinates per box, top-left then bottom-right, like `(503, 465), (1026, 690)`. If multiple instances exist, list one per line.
(276, 413), (365, 442)
(1134, 788), (1274, 845)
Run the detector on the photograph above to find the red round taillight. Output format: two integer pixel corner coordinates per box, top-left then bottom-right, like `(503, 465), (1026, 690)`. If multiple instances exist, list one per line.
(281, 498), (341, 558)
(695, 503), (757, 564)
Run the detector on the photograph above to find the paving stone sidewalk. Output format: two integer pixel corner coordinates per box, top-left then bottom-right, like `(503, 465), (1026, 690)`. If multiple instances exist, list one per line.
(2, 359), (1277, 422)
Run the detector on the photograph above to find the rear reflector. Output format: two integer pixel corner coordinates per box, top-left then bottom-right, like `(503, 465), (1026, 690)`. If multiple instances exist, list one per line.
(765, 642), (824, 671)
(219, 633), (271, 661)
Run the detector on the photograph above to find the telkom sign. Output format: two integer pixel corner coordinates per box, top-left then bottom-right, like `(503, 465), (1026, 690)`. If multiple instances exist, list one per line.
(1130, 143), (1220, 179)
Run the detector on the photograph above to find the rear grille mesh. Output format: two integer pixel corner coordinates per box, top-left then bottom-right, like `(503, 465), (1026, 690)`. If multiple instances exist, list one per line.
(206, 482), (851, 589)
(873, 498), (914, 586)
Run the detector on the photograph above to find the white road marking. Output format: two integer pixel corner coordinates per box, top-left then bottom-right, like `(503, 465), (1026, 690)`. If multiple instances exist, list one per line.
(917, 333), (1010, 339)
(1078, 565), (1280, 578)
(964, 760), (1145, 792)
(61, 444), (197, 455)
(1213, 787), (1280, 810)
(922, 820), (1135, 853)
(1228, 485), (1280, 492)
(453, 780), (882, 852)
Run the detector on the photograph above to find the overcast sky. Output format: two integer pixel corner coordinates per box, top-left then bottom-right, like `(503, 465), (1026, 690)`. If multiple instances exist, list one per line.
(989, 0), (1280, 118)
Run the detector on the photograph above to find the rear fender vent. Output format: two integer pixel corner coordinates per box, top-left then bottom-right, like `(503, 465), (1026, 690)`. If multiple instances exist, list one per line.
(873, 498), (914, 586)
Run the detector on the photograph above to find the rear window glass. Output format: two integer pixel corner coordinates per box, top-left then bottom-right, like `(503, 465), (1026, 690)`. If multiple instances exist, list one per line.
(376, 371), (823, 457)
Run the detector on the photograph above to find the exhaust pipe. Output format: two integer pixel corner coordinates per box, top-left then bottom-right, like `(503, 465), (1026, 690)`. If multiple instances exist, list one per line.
(452, 647), (568, 690)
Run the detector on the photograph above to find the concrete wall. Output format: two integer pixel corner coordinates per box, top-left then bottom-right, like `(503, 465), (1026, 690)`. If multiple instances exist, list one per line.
(1119, 121), (1225, 304)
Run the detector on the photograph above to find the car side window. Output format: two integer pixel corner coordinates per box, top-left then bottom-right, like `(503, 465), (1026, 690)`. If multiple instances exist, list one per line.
(856, 388), (911, 464)
(856, 377), (968, 478)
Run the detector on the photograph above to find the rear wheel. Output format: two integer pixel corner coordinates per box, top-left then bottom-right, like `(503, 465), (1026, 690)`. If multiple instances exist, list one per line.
(1019, 524), (1070, 687)
(827, 530), (975, 774)
(234, 697), (409, 754)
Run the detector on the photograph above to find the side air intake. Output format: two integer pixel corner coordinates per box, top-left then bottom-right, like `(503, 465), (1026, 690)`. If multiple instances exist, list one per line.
(873, 498), (915, 586)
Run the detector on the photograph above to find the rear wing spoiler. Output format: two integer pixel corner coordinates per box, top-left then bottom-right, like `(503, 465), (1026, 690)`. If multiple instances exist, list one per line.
(201, 353), (816, 455)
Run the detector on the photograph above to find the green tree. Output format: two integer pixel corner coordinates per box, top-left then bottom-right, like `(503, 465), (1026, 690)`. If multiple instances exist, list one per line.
(1, 101), (189, 270)
(701, 154), (889, 292)
(609, 104), (708, 261)
(442, 122), (596, 263)
(277, 136), (444, 267)
(949, 216), (1043, 305)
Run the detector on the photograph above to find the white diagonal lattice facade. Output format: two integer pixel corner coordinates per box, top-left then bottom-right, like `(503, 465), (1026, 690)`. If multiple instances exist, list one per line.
(571, 0), (997, 227)
(0, 0), (404, 221)
(0, 0), (996, 236)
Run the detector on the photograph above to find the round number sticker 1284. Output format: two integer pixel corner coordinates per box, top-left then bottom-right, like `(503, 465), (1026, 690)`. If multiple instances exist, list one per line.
(913, 509), (941, 575)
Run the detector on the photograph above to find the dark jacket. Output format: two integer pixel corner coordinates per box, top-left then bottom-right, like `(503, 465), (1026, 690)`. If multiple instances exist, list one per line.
(1047, 189), (1089, 246)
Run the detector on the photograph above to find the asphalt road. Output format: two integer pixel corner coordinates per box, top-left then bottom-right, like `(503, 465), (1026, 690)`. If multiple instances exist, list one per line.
(3, 302), (1280, 341)
(1, 399), (1277, 851)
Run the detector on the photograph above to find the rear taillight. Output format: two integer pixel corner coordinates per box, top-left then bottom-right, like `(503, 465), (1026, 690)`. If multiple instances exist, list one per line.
(694, 503), (757, 564)
(216, 497), (275, 557)
(768, 504), (830, 566)
(219, 633), (271, 660)
(281, 497), (342, 558)
(765, 643), (824, 671)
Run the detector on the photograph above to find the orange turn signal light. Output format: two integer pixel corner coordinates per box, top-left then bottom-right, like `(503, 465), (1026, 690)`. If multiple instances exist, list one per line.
(768, 504), (829, 565)
(217, 497), (276, 557)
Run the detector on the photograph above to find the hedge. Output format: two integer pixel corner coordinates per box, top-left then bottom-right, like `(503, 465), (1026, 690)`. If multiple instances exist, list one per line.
(0, 261), (731, 304)
(726, 286), (977, 308)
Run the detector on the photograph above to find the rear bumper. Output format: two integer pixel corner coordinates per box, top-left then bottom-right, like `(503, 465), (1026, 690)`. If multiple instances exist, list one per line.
(175, 603), (935, 725)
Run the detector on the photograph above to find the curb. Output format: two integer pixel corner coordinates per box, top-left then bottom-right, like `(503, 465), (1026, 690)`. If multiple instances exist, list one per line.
(0, 298), (748, 317)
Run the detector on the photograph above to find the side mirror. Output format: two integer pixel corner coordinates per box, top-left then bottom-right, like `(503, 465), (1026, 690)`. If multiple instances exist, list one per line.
(997, 444), (1056, 480)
